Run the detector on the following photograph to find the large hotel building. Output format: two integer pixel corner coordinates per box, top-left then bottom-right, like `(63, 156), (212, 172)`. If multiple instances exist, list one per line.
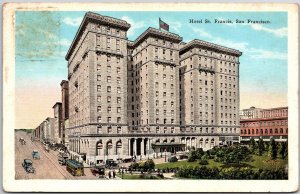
(38, 12), (242, 164)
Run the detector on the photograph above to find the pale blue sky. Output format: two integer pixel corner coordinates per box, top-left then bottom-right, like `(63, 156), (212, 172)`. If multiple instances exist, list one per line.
(15, 11), (288, 127)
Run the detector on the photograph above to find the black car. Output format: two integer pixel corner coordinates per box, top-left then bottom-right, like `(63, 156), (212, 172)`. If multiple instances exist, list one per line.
(22, 159), (35, 173)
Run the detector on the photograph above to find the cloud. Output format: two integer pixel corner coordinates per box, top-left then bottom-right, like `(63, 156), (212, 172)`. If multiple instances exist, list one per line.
(247, 48), (287, 60)
(190, 26), (287, 61)
(121, 16), (145, 36)
(250, 24), (287, 38)
(191, 26), (248, 51)
(216, 17), (287, 38)
(54, 38), (71, 47)
(168, 21), (182, 33)
(192, 27), (213, 39)
(63, 17), (83, 27)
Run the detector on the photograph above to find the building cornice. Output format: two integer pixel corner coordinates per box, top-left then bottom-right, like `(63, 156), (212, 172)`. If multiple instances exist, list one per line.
(180, 39), (242, 57)
(132, 27), (182, 47)
(65, 12), (131, 61)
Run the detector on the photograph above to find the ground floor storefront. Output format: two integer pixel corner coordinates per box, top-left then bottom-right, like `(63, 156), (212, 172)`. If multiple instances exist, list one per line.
(67, 134), (240, 165)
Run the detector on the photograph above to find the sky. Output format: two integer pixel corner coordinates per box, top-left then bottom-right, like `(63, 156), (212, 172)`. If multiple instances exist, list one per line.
(15, 11), (288, 129)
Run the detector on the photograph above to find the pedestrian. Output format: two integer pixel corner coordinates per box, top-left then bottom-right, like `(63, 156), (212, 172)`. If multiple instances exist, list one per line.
(113, 170), (116, 178)
(108, 171), (111, 179)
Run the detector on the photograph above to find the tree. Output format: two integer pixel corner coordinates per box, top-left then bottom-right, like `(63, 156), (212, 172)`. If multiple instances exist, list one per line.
(257, 138), (265, 156)
(279, 141), (288, 159)
(268, 138), (277, 160)
(249, 138), (257, 153)
(143, 159), (155, 171)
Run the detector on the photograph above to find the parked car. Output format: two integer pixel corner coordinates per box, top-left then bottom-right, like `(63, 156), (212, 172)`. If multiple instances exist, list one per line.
(90, 166), (105, 178)
(58, 154), (69, 165)
(105, 159), (118, 168)
(32, 150), (40, 160)
(22, 159), (35, 174)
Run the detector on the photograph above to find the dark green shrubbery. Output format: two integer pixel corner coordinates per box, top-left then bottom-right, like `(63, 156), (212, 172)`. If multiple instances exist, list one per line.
(199, 159), (208, 165)
(176, 166), (287, 180)
(129, 159), (155, 172)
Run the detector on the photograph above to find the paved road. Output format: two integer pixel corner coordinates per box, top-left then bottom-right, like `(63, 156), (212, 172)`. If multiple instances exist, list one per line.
(15, 131), (98, 180)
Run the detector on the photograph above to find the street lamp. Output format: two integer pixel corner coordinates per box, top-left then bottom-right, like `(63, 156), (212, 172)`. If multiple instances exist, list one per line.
(165, 149), (167, 162)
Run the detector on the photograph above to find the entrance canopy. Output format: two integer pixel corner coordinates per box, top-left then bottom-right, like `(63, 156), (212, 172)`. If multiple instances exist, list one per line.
(151, 143), (186, 153)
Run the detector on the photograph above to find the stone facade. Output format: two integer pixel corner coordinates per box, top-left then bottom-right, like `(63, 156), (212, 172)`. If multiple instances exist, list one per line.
(64, 12), (242, 164)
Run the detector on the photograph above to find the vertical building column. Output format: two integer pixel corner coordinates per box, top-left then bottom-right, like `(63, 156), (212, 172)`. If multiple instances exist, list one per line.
(141, 138), (145, 156)
(128, 139), (131, 156)
(133, 138), (137, 156)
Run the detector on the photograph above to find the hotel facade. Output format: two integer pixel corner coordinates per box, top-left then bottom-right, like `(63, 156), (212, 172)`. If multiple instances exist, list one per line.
(61, 12), (242, 164)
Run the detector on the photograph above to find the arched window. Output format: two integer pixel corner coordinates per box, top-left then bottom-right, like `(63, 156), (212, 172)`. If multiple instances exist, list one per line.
(275, 128), (278, 134)
(116, 140), (122, 156)
(199, 138), (203, 148)
(256, 129), (258, 134)
(265, 129), (268, 134)
(96, 141), (103, 156)
(270, 129), (273, 134)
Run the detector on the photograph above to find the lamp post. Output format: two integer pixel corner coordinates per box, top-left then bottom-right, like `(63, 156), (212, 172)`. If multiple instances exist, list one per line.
(165, 149), (167, 162)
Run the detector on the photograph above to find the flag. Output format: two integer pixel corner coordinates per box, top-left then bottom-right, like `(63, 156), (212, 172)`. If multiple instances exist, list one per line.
(159, 18), (169, 31)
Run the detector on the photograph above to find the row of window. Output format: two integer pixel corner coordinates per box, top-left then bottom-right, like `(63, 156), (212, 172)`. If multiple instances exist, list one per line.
(97, 106), (122, 113)
(241, 128), (288, 135)
(97, 64), (121, 73)
(97, 116), (122, 123)
(97, 85), (121, 93)
(241, 120), (288, 127)
(97, 96), (121, 103)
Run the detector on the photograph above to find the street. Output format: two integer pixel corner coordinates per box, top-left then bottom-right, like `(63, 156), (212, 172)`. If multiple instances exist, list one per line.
(15, 130), (98, 180)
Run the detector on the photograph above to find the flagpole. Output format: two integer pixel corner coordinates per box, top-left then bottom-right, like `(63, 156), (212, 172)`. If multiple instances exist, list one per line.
(159, 17), (161, 30)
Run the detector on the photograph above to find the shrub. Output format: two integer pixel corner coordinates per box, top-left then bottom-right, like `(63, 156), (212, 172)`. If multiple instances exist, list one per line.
(168, 156), (178, 163)
(199, 159), (208, 165)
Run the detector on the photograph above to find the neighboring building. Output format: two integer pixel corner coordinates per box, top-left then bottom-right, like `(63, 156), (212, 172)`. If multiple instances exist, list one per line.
(53, 102), (63, 143)
(33, 117), (54, 142)
(61, 80), (69, 144)
(64, 12), (242, 164)
(240, 106), (288, 141)
(240, 106), (262, 119)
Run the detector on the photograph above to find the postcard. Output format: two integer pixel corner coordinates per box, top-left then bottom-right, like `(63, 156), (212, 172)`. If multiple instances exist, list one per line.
(2, 2), (299, 192)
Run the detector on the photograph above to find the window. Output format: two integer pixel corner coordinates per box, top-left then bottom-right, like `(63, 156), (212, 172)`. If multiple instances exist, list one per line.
(117, 87), (121, 93)
(107, 66), (111, 72)
(117, 67), (121, 73)
(97, 96), (101, 102)
(97, 116), (101, 123)
(117, 97), (121, 103)
(107, 96), (111, 103)
(117, 107), (121, 113)
(117, 117), (121, 123)
(108, 117), (111, 123)
(97, 75), (101, 81)
(117, 57), (120, 63)
(97, 106), (101, 113)
(97, 85), (101, 92)
(156, 109), (159, 115)
(171, 101), (174, 107)
(107, 86), (111, 92)
(163, 92), (166, 97)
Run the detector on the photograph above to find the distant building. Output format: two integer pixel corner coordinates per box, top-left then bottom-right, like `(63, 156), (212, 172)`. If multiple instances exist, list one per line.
(240, 106), (262, 119)
(33, 117), (54, 142)
(60, 80), (69, 144)
(240, 106), (288, 141)
(53, 102), (63, 143)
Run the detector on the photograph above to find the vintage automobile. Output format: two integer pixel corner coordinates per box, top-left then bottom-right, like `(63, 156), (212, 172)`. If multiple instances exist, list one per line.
(105, 159), (118, 168)
(90, 166), (105, 178)
(58, 154), (69, 165)
(32, 150), (40, 160)
(22, 159), (35, 174)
